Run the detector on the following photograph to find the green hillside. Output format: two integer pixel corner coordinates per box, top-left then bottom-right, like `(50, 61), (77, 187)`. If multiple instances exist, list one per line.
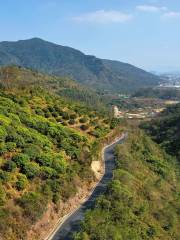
(0, 66), (107, 111)
(0, 38), (160, 93)
(133, 87), (180, 100)
(0, 67), (122, 239)
(142, 103), (180, 161)
(74, 129), (180, 240)
(102, 59), (160, 92)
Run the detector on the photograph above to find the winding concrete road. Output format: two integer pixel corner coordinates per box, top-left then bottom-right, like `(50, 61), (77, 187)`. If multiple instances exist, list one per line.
(47, 135), (125, 240)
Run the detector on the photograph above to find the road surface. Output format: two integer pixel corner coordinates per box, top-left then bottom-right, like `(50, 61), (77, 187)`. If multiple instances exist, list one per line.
(49, 136), (125, 240)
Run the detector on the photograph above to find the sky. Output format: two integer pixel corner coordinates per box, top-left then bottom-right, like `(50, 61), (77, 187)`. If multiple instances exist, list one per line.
(0, 0), (180, 72)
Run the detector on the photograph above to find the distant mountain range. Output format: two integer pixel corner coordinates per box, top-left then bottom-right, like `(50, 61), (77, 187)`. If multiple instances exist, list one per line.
(0, 38), (161, 93)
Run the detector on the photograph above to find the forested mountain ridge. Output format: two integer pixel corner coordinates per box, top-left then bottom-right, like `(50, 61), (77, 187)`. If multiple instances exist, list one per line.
(0, 66), (107, 111)
(0, 38), (161, 93)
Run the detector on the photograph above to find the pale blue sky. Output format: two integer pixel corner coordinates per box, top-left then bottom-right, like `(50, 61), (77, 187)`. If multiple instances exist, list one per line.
(0, 0), (180, 72)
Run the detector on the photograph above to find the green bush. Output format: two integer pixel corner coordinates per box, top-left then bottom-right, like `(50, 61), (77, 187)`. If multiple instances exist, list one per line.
(36, 153), (53, 167)
(16, 174), (28, 190)
(69, 119), (76, 125)
(0, 143), (7, 155)
(52, 157), (67, 174)
(12, 154), (30, 168)
(79, 117), (88, 123)
(3, 160), (17, 172)
(6, 142), (16, 151)
(62, 112), (70, 120)
(22, 144), (41, 160)
(0, 170), (9, 183)
(80, 125), (89, 131)
(0, 184), (6, 206)
(0, 127), (7, 142)
(22, 162), (40, 179)
(18, 191), (47, 223)
(70, 114), (77, 119)
(40, 166), (57, 179)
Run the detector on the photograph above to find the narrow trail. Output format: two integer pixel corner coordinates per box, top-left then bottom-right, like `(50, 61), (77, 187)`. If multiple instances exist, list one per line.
(46, 134), (126, 240)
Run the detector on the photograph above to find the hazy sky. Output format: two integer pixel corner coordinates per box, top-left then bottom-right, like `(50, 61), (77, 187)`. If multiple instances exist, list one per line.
(1, 0), (180, 72)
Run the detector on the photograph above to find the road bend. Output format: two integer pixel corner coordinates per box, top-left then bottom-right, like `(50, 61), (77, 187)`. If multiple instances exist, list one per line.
(47, 135), (125, 240)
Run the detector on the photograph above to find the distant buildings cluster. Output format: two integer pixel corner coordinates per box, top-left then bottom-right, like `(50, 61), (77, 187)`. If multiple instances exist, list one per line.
(112, 105), (164, 119)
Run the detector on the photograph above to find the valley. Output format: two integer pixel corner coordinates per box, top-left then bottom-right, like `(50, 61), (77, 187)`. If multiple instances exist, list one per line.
(0, 39), (179, 240)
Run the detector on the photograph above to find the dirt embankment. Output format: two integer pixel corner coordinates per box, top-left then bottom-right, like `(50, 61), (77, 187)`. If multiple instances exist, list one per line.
(27, 179), (97, 240)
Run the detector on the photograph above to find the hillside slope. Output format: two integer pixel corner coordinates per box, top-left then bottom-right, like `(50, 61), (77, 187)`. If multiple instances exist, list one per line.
(142, 103), (180, 161)
(0, 86), (116, 239)
(0, 38), (160, 93)
(0, 66), (127, 239)
(0, 66), (107, 111)
(74, 129), (180, 240)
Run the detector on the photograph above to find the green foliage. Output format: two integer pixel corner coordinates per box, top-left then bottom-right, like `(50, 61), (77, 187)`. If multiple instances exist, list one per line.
(80, 125), (89, 131)
(75, 129), (180, 240)
(17, 191), (47, 223)
(142, 103), (180, 161)
(3, 160), (17, 172)
(16, 174), (28, 190)
(133, 87), (180, 100)
(22, 162), (40, 179)
(12, 154), (30, 168)
(110, 118), (122, 129)
(0, 184), (6, 206)
(79, 117), (88, 123)
(0, 67), (112, 239)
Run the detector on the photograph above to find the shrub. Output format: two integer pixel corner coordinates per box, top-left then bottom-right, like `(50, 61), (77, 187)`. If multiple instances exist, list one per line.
(6, 133), (25, 148)
(12, 154), (30, 168)
(0, 127), (7, 142)
(52, 158), (67, 174)
(79, 117), (88, 123)
(52, 112), (58, 118)
(62, 112), (70, 120)
(22, 144), (41, 160)
(18, 191), (47, 223)
(56, 116), (62, 123)
(6, 142), (16, 151)
(70, 114), (77, 119)
(48, 106), (55, 112)
(36, 153), (53, 167)
(22, 162), (40, 179)
(68, 119), (76, 125)
(3, 160), (17, 172)
(80, 125), (89, 131)
(0, 184), (6, 206)
(0, 170), (9, 183)
(88, 131), (100, 138)
(0, 143), (7, 155)
(40, 166), (57, 179)
(35, 108), (44, 116)
(44, 112), (51, 118)
(16, 174), (28, 190)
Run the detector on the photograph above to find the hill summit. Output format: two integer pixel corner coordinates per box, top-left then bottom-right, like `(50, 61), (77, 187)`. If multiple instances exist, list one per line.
(0, 38), (160, 93)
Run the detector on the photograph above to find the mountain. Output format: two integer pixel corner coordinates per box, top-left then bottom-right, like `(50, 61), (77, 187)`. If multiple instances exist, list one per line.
(0, 38), (161, 93)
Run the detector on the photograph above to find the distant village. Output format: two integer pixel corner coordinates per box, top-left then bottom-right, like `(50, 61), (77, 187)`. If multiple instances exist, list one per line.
(113, 105), (164, 119)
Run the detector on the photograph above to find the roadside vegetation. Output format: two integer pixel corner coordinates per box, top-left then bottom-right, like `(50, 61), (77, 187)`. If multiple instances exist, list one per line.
(74, 127), (180, 240)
